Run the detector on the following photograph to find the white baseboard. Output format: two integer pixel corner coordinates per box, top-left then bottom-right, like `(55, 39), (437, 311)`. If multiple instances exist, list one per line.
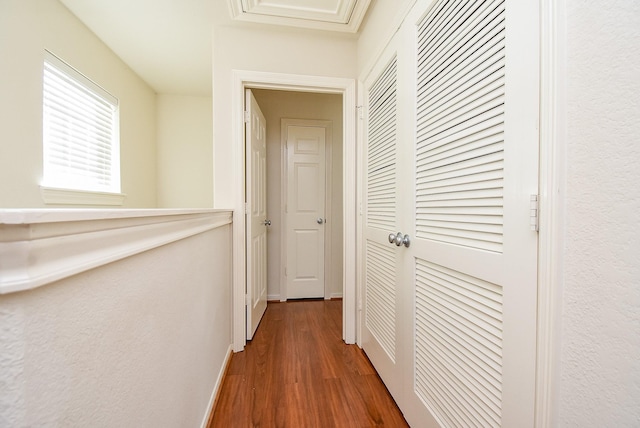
(330, 292), (343, 299)
(200, 345), (233, 428)
(267, 294), (281, 301)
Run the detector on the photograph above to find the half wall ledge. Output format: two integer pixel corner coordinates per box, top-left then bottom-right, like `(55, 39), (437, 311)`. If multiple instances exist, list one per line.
(0, 209), (233, 295)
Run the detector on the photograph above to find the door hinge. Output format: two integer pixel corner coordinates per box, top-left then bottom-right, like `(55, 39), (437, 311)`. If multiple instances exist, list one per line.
(243, 111), (250, 123)
(356, 105), (364, 120)
(246, 294), (251, 306)
(245, 202), (249, 215)
(530, 194), (539, 232)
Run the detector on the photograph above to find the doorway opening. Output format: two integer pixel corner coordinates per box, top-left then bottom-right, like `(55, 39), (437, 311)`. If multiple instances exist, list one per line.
(246, 89), (341, 339)
(252, 90), (342, 304)
(231, 71), (357, 352)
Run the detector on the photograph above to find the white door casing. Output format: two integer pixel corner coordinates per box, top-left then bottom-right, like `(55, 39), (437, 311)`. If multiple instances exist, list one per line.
(361, 0), (540, 426)
(285, 124), (327, 299)
(246, 89), (268, 340)
(231, 71), (357, 352)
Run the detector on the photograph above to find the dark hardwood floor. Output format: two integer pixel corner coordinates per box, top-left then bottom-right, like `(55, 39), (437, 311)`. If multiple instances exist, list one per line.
(209, 299), (408, 427)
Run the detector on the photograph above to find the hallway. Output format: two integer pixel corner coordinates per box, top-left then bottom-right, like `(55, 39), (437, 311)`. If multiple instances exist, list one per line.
(209, 300), (408, 427)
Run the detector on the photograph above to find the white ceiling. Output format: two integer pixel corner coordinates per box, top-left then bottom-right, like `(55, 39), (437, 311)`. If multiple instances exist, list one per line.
(60, 0), (224, 95)
(59, 0), (370, 96)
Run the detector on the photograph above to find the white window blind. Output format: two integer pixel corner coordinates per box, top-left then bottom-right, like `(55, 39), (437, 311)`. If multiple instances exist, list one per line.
(43, 50), (120, 194)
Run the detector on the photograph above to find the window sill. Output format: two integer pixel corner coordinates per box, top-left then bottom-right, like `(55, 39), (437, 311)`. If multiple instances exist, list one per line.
(40, 186), (126, 206)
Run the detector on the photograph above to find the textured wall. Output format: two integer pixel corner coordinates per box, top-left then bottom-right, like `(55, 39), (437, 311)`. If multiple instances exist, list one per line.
(559, 1), (640, 425)
(0, 225), (232, 427)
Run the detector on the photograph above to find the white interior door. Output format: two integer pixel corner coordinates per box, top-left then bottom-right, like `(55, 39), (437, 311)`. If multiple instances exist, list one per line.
(362, 0), (540, 426)
(246, 89), (268, 340)
(285, 124), (326, 299)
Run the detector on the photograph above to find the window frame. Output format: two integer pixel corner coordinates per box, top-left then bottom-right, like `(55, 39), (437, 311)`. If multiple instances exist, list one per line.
(41, 50), (124, 205)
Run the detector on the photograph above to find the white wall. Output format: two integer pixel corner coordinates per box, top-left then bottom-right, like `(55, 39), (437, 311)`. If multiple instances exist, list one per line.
(157, 95), (214, 208)
(212, 24), (357, 208)
(252, 89), (343, 300)
(0, 211), (232, 427)
(0, 0), (157, 208)
(557, 1), (640, 425)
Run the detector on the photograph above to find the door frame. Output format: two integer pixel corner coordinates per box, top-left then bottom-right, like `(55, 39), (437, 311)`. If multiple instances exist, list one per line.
(231, 70), (357, 352)
(280, 118), (333, 301)
(535, 1), (567, 426)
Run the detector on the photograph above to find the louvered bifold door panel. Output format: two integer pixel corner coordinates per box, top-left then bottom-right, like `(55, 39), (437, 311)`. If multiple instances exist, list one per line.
(416, 0), (506, 253)
(412, 0), (507, 426)
(365, 56), (399, 362)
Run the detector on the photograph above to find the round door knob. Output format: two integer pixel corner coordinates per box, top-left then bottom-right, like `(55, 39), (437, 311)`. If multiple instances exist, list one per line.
(394, 232), (404, 246)
(317, 218), (324, 224)
(263, 219), (272, 226)
(392, 232), (411, 248)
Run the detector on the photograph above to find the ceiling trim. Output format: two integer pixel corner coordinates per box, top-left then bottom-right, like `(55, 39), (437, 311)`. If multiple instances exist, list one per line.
(243, 0), (352, 23)
(227, 0), (371, 33)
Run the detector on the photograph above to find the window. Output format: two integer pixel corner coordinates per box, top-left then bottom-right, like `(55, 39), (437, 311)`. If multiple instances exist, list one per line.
(42, 50), (122, 203)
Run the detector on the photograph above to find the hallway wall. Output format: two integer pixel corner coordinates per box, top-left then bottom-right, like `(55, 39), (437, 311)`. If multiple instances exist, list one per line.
(157, 94), (214, 208)
(0, 210), (232, 427)
(252, 89), (343, 300)
(558, 1), (640, 425)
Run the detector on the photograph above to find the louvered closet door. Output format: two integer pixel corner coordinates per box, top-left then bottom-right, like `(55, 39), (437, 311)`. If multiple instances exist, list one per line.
(401, 0), (540, 426)
(361, 38), (409, 402)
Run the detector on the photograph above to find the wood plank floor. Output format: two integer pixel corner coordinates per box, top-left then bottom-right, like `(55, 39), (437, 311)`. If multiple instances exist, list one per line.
(209, 299), (408, 427)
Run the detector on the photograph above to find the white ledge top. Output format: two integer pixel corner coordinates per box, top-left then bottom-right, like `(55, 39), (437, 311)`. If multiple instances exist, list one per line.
(0, 208), (232, 225)
(0, 208), (233, 294)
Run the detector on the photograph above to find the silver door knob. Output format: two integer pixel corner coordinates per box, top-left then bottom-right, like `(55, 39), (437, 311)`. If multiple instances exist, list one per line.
(394, 232), (403, 246)
(263, 219), (272, 226)
(393, 232), (410, 248)
(317, 218), (324, 224)
(388, 233), (396, 244)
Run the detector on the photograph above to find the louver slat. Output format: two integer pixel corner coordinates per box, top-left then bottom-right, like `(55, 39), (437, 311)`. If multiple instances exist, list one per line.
(367, 57), (397, 231)
(416, 0), (505, 254)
